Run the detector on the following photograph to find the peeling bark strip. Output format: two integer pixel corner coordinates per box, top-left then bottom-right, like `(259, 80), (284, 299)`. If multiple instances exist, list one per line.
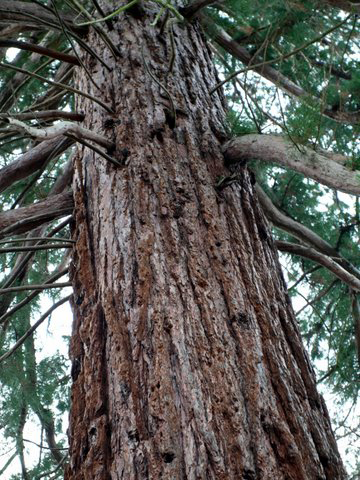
(67, 5), (346, 480)
(223, 134), (360, 195)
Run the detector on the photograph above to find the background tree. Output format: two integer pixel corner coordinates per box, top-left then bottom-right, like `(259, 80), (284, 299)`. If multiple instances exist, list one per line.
(0, 0), (358, 478)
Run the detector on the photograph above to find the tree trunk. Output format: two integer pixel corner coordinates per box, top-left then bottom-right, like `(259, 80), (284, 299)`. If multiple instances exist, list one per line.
(66, 7), (346, 480)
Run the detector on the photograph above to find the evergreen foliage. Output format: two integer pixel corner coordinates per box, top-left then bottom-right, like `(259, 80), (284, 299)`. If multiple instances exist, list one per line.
(0, 0), (359, 477)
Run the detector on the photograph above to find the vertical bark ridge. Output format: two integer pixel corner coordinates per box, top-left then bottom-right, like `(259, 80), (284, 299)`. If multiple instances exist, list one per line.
(67, 8), (345, 480)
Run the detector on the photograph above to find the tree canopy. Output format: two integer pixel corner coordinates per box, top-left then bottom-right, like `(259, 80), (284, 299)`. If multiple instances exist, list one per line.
(0, 0), (359, 478)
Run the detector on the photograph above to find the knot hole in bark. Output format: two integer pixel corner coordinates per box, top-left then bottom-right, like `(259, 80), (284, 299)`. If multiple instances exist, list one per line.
(162, 451), (175, 463)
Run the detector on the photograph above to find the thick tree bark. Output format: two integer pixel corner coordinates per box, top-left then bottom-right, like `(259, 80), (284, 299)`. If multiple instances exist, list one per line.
(66, 7), (346, 480)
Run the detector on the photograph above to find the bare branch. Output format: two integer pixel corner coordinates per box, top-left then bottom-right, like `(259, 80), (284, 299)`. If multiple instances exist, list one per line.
(0, 236), (75, 244)
(350, 290), (360, 368)
(0, 40), (79, 65)
(321, 0), (360, 13)
(0, 243), (72, 253)
(0, 282), (72, 294)
(0, 191), (74, 238)
(0, 294), (72, 363)
(255, 184), (360, 279)
(202, 15), (360, 125)
(276, 240), (360, 291)
(0, 110), (85, 122)
(0, 267), (69, 325)
(209, 13), (352, 93)
(0, 62), (114, 113)
(7, 119), (114, 151)
(223, 134), (360, 195)
(0, 1), (86, 34)
(181, 0), (220, 18)
(69, 135), (122, 168)
(0, 136), (73, 194)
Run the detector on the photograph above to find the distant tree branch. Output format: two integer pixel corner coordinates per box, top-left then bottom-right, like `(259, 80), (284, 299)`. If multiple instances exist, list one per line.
(0, 267), (69, 325)
(36, 454), (67, 479)
(16, 404), (28, 480)
(308, 58), (352, 80)
(202, 15), (360, 125)
(0, 451), (17, 476)
(210, 13), (352, 93)
(0, 294), (72, 363)
(0, 62), (114, 113)
(0, 40), (79, 65)
(350, 290), (360, 368)
(0, 236), (75, 244)
(0, 243), (72, 253)
(0, 282), (72, 294)
(275, 240), (360, 291)
(0, 1), (86, 34)
(316, 364), (338, 383)
(255, 184), (360, 279)
(23, 438), (68, 450)
(181, 0), (220, 18)
(321, 0), (360, 14)
(223, 134), (360, 195)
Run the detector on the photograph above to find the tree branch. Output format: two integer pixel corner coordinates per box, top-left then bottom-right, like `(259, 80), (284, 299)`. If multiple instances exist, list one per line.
(0, 40), (79, 65)
(0, 191), (74, 238)
(0, 295), (71, 363)
(0, 136), (73, 193)
(275, 240), (360, 291)
(7, 118), (114, 151)
(0, 1), (86, 34)
(181, 0), (220, 18)
(223, 134), (360, 195)
(255, 184), (360, 279)
(350, 290), (360, 368)
(0, 110), (84, 122)
(202, 14), (360, 125)
(0, 62), (114, 113)
(0, 243), (72, 253)
(0, 267), (69, 325)
(321, 0), (360, 14)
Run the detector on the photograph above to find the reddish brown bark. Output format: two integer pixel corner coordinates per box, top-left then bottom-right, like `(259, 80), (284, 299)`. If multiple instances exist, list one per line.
(66, 7), (346, 480)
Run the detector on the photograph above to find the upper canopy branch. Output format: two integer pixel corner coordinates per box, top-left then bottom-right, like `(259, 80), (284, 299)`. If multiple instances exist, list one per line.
(180, 0), (220, 18)
(223, 134), (360, 196)
(321, 0), (360, 13)
(0, 1), (87, 34)
(202, 15), (360, 126)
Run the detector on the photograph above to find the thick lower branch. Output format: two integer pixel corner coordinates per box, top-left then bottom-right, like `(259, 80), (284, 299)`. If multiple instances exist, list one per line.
(0, 191), (74, 238)
(223, 134), (360, 195)
(0, 136), (73, 193)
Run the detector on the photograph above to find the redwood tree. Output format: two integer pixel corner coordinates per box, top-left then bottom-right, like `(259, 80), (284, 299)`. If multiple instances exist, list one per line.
(0, 1), (359, 478)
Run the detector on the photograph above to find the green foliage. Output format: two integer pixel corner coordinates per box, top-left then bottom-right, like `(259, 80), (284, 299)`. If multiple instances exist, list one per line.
(225, 109), (259, 136)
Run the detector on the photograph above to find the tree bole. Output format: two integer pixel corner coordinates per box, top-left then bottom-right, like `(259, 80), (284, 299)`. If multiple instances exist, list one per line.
(66, 6), (346, 480)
